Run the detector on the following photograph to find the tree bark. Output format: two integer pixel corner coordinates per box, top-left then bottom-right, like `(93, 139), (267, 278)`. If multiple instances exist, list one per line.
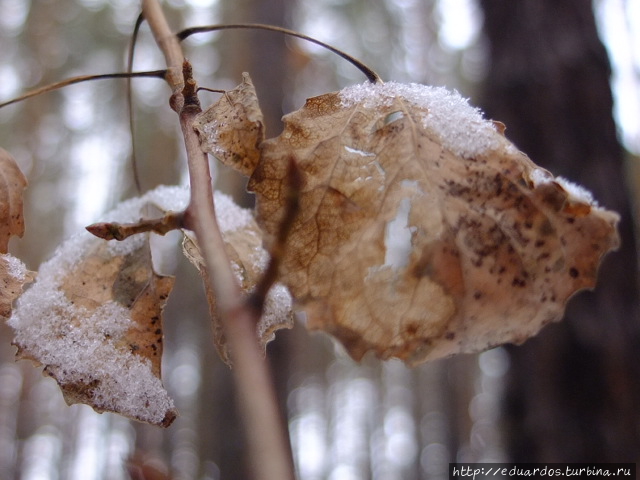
(480, 0), (640, 462)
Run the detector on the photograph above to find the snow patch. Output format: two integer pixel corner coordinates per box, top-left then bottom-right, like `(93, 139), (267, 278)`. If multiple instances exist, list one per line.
(555, 177), (596, 206)
(530, 168), (554, 186)
(339, 81), (500, 158)
(4, 254), (30, 283)
(259, 283), (293, 343)
(213, 190), (255, 233)
(530, 168), (597, 206)
(344, 145), (375, 157)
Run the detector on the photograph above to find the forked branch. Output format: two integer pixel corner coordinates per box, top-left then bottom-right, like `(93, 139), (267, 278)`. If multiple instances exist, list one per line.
(140, 1), (296, 479)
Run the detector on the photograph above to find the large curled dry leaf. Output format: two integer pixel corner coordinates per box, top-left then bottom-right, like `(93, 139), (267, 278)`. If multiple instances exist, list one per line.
(9, 187), (187, 427)
(181, 191), (293, 366)
(198, 76), (619, 365)
(0, 148), (27, 253)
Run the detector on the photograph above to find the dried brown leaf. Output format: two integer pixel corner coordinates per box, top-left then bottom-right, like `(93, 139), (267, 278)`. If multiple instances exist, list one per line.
(0, 254), (35, 319)
(58, 240), (174, 377)
(193, 73), (265, 177)
(9, 207), (178, 426)
(181, 192), (293, 365)
(212, 80), (619, 365)
(0, 148), (27, 253)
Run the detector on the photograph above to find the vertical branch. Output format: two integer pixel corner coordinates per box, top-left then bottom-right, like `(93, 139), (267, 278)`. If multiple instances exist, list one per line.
(140, 1), (295, 479)
(141, 0), (184, 109)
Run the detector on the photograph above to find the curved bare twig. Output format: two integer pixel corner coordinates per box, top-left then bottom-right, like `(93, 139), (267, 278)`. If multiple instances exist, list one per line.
(0, 70), (167, 110)
(177, 23), (382, 84)
(126, 12), (147, 194)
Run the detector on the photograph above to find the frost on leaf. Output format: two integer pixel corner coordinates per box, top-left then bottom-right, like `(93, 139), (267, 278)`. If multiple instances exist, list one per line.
(182, 191), (293, 366)
(0, 148), (27, 253)
(204, 76), (619, 366)
(8, 187), (186, 427)
(0, 254), (34, 319)
(193, 73), (264, 177)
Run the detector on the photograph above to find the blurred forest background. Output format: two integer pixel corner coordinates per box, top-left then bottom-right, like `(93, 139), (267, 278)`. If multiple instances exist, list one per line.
(1, 0), (639, 479)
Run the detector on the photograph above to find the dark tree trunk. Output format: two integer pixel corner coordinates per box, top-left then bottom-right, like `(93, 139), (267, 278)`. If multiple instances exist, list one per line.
(480, 0), (640, 463)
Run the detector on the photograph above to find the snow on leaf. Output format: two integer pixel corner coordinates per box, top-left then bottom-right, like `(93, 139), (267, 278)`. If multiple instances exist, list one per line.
(0, 254), (34, 319)
(8, 187), (188, 427)
(181, 191), (293, 366)
(338, 82), (502, 158)
(0, 148), (27, 254)
(204, 76), (619, 366)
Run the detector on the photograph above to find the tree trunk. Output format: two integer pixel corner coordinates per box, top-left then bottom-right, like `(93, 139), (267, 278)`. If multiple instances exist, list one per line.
(480, 0), (640, 462)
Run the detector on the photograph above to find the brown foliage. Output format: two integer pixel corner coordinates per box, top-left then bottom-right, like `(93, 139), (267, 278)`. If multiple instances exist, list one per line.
(0, 148), (34, 320)
(0, 148), (27, 253)
(0, 255), (35, 319)
(9, 191), (179, 427)
(197, 75), (619, 365)
(193, 73), (265, 177)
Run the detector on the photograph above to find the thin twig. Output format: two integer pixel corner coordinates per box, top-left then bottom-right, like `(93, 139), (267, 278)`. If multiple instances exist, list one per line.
(126, 12), (147, 194)
(177, 23), (382, 84)
(86, 211), (185, 241)
(197, 86), (227, 94)
(0, 71), (166, 109)
(142, 0), (184, 110)
(140, 2), (296, 479)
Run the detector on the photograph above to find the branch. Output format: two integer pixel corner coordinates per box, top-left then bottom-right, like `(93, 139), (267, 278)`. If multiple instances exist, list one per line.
(126, 13), (148, 194)
(140, 2), (295, 479)
(86, 211), (184, 241)
(141, 0), (184, 110)
(177, 23), (382, 84)
(0, 70), (166, 110)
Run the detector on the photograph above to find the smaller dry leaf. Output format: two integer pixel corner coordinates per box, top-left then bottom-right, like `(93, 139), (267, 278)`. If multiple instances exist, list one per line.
(181, 191), (293, 365)
(193, 73), (265, 177)
(0, 149), (34, 321)
(9, 187), (189, 427)
(0, 148), (27, 254)
(0, 254), (35, 319)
